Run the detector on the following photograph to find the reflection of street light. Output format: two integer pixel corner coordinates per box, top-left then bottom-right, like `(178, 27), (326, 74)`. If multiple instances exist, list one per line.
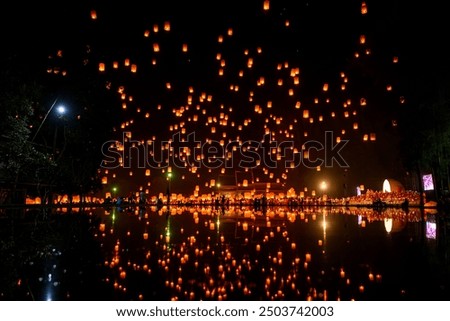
(31, 98), (66, 142)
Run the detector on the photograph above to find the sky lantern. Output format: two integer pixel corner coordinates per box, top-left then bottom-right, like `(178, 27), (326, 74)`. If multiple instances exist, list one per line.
(361, 2), (368, 15)
(153, 43), (160, 52)
(360, 35), (366, 44)
(90, 10), (97, 20)
(99, 62), (105, 72)
(305, 253), (311, 262)
(322, 83), (329, 91)
(144, 30), (150, 37)
(182, 43), (188, 52)
(164, 21), (171, 31)
(131, 64), (137, 73)
(393, 56), (399, 63)
(263, 0), (270, 11)
(363, 134), (369, 141)
(370, 133), (376, 141)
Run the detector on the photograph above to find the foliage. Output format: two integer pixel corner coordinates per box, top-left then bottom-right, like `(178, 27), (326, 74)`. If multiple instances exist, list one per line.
(398, 83), (450, 196)
(0, 66), (55, 193)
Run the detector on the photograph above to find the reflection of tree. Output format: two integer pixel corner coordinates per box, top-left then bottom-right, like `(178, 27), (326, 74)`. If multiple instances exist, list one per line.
(0, 209), (107, 299)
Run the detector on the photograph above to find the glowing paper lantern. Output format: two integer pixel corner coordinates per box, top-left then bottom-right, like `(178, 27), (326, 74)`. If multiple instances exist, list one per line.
(361, 2), (368, 15)
(164, 21), (171, 31)
(305, 253), (311, 262)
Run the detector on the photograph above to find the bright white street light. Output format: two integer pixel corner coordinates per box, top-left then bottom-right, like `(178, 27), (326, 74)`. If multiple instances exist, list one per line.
(56, 105), (66, 115)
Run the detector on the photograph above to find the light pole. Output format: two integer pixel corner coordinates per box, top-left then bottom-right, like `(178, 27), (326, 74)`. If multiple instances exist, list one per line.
(112, 187), (118, 199)
(31, 98), (66, 142)
(320, 180), (328, 204)
(167, 172), (172, 206)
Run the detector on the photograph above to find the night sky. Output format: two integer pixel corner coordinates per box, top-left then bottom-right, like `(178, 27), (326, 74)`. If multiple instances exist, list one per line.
(2, 0), (449, 198)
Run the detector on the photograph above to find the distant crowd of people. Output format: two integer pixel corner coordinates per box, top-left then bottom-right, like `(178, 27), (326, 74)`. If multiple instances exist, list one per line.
(102, 189), (427, 209)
